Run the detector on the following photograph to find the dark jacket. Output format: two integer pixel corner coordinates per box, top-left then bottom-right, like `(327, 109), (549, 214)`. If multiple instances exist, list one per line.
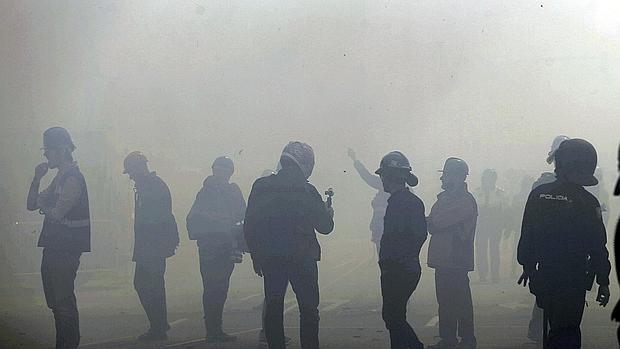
(244, 167), (334, 261)
(38, 165), (91, 253)
(133, 172), (179, 261)
(186, 176), (246, 253)
(427, 184), (478, 271)
(379, 188), (427, 270)
(517, 179), (611, 288)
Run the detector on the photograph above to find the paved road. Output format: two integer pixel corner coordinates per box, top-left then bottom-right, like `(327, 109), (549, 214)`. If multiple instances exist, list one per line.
(1, 238), (617, 349)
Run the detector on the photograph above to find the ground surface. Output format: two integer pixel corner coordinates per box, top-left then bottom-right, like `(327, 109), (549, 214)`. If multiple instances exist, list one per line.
(1, 237), (617, 349)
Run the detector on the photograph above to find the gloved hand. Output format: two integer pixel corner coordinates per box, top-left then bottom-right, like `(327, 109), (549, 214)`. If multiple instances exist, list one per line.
(517, 268), (533, 287)
(597, 285), (610, 307)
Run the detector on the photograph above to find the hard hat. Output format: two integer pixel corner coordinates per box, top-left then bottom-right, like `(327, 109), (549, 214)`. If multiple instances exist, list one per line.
(554, 139), (598, 186)
(123, 151), (148, 174)
(375, 151), (418, 186)
(212, 156), (234, 173)
(43, 127), (75, 151)
(375, 151), (412, 174)
(438, 157), (469, 178)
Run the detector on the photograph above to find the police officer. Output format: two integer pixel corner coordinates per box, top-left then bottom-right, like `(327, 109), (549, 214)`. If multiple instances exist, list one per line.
(27, 127), (91, 349)
(473, 169), (507, 283)
(375, 151), (427, 349)
(612, 144), (620, 346)
(244, 141), (334, 349)
(123, 151), (179, 341)
(427, 158), (478, 349)
(186, 156), (246, 343)
(525, 135), (570, 342)
(348, 148), (390, 255)
(517, 138), (611, 349)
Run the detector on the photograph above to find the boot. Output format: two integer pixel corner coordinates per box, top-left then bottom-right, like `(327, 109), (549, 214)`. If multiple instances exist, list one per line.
(205, 329), (237, 343)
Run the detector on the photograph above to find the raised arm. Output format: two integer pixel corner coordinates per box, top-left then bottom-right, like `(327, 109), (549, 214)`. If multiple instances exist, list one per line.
(353, 160), (383, 191)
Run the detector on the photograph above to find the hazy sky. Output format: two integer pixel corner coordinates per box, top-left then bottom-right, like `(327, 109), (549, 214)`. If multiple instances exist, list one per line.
(1, 0), (619, 201)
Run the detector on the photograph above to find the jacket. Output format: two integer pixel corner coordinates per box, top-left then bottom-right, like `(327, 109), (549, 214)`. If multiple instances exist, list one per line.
(379, 188), (427, 270)
(427, 184), (478, 270)
(133, 172), (179, 261)
(517, 179), (611, 288)
(244, 167), (334, 261)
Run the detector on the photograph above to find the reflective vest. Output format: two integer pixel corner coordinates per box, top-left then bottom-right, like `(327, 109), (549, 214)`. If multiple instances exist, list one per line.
(38, 167), (91, 252)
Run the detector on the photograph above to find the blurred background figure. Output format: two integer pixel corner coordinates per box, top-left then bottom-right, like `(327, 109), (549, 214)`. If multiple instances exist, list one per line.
(348, 148), (389, 255)
(473, 169), (507, 284)
(587, 167), (611, 228)
(123, 151), (179, 341)
(505, 175), (534, 278)
(186, 156), (246, 343)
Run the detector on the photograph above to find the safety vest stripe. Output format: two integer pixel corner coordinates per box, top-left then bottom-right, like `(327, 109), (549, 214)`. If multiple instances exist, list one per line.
(61, 219), (91, 228)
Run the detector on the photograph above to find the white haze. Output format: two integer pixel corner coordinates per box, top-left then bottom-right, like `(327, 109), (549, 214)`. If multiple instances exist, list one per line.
(0, 0), (619, 345)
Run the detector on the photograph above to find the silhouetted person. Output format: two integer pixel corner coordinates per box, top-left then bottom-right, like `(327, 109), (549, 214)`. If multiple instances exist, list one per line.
(348, 148), (389, 254)
(525, 134), (570, 343)
(244, 141), (334, 349)
(123, 151), (179, 341)
(473, 169), (507, 283)
(27, 127), (90, 349)
(427, 158), (478, 349)
(186, 156), (246, 343)
(375, 151), (427, 349)
(610, 144), (620, 345)
(255, 169), (292, 347)
(518, 139), (611, 349)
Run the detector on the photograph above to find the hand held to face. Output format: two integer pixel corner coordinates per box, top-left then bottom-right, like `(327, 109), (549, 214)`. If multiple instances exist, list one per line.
(34, 162), (49, 180)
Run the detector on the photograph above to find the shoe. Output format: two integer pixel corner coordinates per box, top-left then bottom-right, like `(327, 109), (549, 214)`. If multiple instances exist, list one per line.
(137, 330), (167, 341)
(206, 331), (237, 343)
(457, 337), (477, 349)
(526, 332), (542, 343)
(427, 340), (457, 349)
(258, 330), (291, 345)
